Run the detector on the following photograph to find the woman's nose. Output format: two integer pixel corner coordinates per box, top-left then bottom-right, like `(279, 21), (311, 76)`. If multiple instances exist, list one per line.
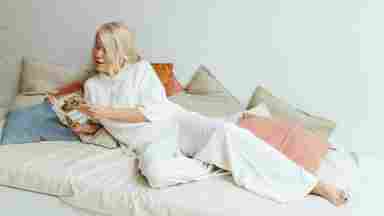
(94, 49), (104, 58)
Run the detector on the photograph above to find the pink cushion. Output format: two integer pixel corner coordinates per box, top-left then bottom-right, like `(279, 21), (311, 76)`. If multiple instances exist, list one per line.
(172, 78), (184, 94)
(237, 116), (329, 173)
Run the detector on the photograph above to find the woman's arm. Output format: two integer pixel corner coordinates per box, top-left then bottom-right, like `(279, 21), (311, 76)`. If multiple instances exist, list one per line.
(79, 105), (148, 123)
(72, 122), (101, 135)
(50, 80), (84, 96)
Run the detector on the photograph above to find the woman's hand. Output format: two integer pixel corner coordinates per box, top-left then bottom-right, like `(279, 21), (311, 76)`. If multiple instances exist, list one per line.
(78, 104), (115, 120)
(71, 123), (100, 135)
(79, 104), (147, 123)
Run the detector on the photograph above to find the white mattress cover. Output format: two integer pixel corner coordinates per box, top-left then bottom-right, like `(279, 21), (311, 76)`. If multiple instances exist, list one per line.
(61, 150), (362, 216)
(1, 142), (380, 216)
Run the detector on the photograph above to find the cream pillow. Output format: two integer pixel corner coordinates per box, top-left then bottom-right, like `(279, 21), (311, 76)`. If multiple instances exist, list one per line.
(20, 57), (90, 94)
(246, 102), (271, 118)
(247, 86), (336, 138)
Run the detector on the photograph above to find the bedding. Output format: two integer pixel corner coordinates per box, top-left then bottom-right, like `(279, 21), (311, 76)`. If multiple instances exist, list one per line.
(247, 86), (336, 139)
(1, 100), (79, 144)
(0, 142), (111, 196)
(0, 140), (378, 216)
(61, 148), (361, 216)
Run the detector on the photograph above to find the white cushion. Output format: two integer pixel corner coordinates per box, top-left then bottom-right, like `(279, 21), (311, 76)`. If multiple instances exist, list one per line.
(0, 142), (108, 196)
(246, 102), (271, 118)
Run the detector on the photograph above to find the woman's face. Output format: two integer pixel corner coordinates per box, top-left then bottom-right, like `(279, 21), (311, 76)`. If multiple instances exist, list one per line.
(93, 32), (105, 65)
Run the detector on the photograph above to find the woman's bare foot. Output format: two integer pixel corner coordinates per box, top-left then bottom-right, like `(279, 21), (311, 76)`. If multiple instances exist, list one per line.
(311, 181), (349, 207)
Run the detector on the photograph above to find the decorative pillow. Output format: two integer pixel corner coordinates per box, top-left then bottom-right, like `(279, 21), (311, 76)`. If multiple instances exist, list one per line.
(151, 63), (184, 97)
(20, 57), (89, 94)
(238, 116), (329, 173)
(247, 86), (336, 138)
(9, 94), (46, 111)
(1, 101), (79, 145)
(186, 65), (236, 96)
(169, 65), (243, 117)
(246, 102), (271, 118)
(0, 56), (21, 108)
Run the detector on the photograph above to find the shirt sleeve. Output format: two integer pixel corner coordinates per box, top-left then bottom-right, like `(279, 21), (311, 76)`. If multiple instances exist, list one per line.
(138, 61), (180, 122)
(83, 79), (94, 105)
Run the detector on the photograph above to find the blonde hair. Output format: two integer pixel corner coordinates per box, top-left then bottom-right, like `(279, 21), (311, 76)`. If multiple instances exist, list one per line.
(95, 21), (139, 75)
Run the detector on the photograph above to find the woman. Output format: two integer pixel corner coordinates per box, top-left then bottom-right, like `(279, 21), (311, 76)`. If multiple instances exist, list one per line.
(78, 21), (349, 206)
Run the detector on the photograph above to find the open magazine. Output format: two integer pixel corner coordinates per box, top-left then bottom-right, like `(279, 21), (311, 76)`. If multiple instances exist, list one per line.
(46, 92), (120, 149)
(47, 92), (97, 128)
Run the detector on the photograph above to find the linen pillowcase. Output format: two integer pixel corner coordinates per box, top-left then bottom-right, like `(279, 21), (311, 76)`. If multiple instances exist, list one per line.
(20, 57), (90, 94)
(169, 65), (243, 117)
(247, 86), (336, 138)
(238, 116), (329, 173)
(151, 63), (184, 96)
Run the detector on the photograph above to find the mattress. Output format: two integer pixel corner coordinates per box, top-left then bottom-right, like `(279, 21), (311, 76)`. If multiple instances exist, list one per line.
(60, 148), (362, 216)
(0, 142), (381, 216)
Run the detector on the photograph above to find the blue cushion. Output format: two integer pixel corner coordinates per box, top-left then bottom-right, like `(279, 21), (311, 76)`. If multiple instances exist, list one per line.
(1, 101), (79, 144)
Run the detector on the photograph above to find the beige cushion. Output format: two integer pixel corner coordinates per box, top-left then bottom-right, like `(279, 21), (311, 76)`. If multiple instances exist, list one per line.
(9, 95), (46, 111)
(0, 56), (21, 108)
(169, 92), (243, 118)
(20, 57), (90, 94)
(169, 65), (243, 117)
(247, 86), (336, 138)
(186, 65), (239, 98)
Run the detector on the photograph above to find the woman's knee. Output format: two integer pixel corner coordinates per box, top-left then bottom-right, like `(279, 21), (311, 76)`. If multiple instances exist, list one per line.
(141, 162), (172, 188)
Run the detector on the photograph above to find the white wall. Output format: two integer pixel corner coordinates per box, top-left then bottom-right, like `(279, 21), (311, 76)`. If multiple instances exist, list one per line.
(1, 0), (382, 153)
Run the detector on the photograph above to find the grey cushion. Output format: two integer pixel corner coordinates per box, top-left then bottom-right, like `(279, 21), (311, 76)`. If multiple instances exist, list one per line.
(169, 65), (243, 117)
(247, 86), (336, 138)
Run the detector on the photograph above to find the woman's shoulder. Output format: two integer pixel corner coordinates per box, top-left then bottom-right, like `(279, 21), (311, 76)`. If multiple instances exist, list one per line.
(83, 75), (101, 89)
(134, 59), (151, 69)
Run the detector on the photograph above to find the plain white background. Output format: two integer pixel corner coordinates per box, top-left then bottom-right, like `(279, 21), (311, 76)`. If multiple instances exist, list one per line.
(0, 0), (383, 154)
